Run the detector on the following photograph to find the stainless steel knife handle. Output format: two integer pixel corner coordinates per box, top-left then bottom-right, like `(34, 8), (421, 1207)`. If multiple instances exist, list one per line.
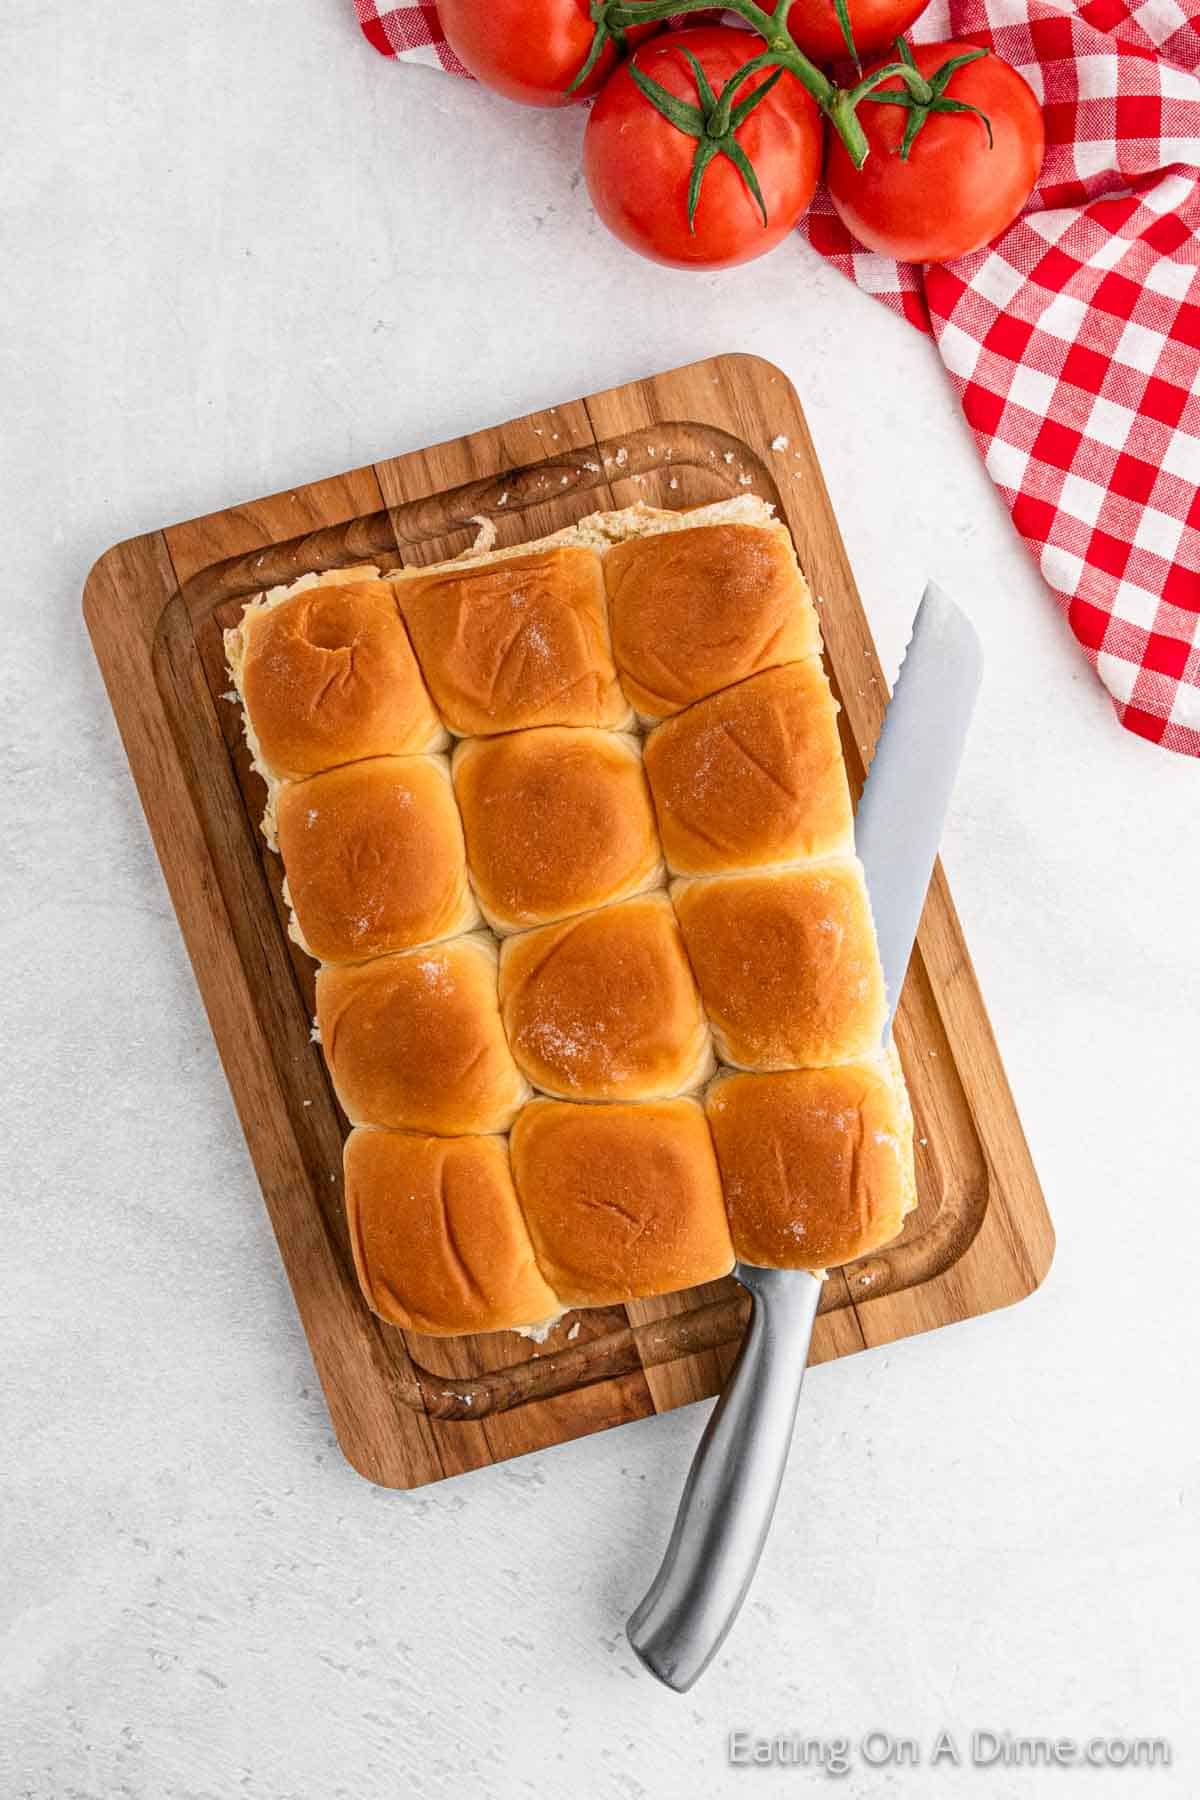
(626, 1266), (823, 1692)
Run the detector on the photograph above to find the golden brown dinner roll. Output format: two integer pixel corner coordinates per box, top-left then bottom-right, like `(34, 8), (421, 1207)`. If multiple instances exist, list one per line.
(227, 573), (444, 782)
(394, 547), (630, 736)
(345, 1129), (561, 1335)
(498, 894), (712, 1101)
(602, 522), (820, 719)
(452, 727), (662, 932)
(644, 662), (853, 875)
(510, 1099), (733, 1305)
(673, 862), (886, 1069)
(706, 1049), (916, 1269)
(275, 755), (477, 963)
(316, 936), (528, 1134)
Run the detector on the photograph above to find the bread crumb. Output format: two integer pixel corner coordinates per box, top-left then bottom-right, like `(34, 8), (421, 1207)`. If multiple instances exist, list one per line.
(723, 451), (736, 464)
(770, 434), (790, 451)
(613, 447), (629, 467)
(513, 1317), (558, 1344)
(737, 473), (753, 487)
(467, 514), (498, 553)
(669, 477), (679, 490)
(567, 1321), (581, 1341)
(497, 491), (509, 507)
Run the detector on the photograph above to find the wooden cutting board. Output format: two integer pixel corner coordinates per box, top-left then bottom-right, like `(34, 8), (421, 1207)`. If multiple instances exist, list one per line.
(84, 353), (1054, 1488)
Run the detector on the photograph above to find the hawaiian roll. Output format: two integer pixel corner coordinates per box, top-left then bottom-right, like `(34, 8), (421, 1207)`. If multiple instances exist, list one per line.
(602, 521), (821, 719)
(344, 1129), (561, 1335)
(275, 755), (478, 963)
(394, 546), (630, 735)
(510, 1099), (734, 1306)
(644, 661), (853, 875)
(452, 727), (662, 932)
(672, 861), (886, 1069)
(706, 1051), (916, 1270)
(498, 894), (713, 1101)
(226, 574), (444, 782)
(316, 936), (528, 1135)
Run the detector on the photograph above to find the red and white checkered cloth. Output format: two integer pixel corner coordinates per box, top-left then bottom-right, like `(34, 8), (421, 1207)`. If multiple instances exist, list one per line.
(356, 0), (1200, 754)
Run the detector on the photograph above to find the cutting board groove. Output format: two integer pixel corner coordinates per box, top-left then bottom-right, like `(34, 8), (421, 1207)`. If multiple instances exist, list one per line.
(84, 354), (1053, 1488)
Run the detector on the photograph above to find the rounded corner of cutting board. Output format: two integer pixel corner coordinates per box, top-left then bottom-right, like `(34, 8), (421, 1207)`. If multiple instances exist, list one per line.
(328, 1403), (437, 1493)
(332, 1429), (409, 1492)
(81, 540), (121, 629)
(1023, 1210), (1057, 1298)
(715, 349), (795, 394)
(82, 531), (157, 637)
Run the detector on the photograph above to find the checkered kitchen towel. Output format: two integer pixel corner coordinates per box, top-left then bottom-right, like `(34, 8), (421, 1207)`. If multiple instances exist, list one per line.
(357, 0), (1200, 754)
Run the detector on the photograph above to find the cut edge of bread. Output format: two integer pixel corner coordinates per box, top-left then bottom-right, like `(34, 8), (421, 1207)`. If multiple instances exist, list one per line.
(387, 493), (781, 581)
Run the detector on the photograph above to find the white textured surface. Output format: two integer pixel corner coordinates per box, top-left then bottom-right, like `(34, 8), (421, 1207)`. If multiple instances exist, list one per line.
(2, 3), (1198, 1796)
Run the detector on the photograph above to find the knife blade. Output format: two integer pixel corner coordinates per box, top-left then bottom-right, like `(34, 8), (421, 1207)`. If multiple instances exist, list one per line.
(857, 583), (983, 1030)
(626, 583), (982, 1692)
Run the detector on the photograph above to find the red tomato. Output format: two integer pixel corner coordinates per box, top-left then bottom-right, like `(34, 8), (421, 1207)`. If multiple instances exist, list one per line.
(786, 0), (929, 64)
(826, 41), (1044, 263)
(583, 28), (824, 269)
(437, 0), (659, 107)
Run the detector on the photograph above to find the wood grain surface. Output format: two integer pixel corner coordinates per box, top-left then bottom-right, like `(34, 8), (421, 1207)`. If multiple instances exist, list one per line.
(83, 354), (1055, 1489)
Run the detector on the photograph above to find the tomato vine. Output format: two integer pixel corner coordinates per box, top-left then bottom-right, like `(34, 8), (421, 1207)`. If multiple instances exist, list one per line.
(581, 0), (989, 170)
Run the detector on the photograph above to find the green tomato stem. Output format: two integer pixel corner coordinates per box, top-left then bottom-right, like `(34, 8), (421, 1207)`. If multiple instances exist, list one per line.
(603, 0), (836, 113)
(849, 58), (935, 107)
(825, 91), (872, 168)
(598, 0), (950, 169)
(705, 49), (777, 136)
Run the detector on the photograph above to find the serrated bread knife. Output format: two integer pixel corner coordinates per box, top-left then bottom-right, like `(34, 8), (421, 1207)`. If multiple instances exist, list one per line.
(626, 582), (983, 1692)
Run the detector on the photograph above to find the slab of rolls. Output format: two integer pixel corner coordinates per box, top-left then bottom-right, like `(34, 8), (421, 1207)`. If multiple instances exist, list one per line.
(225, 496), (916, 1338)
